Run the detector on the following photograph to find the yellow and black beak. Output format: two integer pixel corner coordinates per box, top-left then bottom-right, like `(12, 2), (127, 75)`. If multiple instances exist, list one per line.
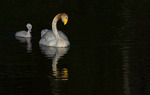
(64, 19), (68, 25)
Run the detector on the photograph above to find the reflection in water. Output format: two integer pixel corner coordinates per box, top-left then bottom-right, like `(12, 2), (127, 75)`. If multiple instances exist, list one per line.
(120, 1), (134, 95)
(121, 45), (130, 95)
(15, 36), (32, 53)
(39, 45), (69, 81)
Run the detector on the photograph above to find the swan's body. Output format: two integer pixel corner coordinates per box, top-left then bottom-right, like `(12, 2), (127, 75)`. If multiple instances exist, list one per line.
(15, 23), (32, 38)
(39, 13), (70, 47)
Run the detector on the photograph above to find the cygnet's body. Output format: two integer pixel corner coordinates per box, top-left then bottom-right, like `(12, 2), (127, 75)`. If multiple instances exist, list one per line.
(39, 13), (70, 47)
(15, 23), (32, 38)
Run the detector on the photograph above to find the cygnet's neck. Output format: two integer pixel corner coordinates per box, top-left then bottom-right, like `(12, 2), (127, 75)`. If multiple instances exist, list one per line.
(52, 14), (61, 38)
(27, 29), (31, 33)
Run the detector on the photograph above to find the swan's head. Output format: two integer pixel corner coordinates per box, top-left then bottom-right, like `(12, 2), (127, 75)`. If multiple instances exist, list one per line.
(26, 23), (32, 30)
(60, 13), (68, 25)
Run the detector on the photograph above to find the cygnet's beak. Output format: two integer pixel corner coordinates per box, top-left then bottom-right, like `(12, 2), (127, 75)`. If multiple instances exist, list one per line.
(64, 19), (68, 25)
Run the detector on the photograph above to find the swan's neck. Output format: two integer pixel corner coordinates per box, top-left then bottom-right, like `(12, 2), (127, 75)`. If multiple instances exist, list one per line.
(52, 14), (61, 38)
(27, 29), (31, 33)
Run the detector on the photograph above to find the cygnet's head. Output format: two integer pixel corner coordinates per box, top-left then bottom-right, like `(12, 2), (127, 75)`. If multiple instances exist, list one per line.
(26, 23), (32, 30)
(60, 13), (68, 25)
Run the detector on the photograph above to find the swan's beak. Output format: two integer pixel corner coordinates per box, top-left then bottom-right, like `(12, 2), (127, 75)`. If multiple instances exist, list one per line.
(64, 19), (68, 25)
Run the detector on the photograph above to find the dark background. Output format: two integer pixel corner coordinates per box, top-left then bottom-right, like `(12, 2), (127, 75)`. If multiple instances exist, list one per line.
(0, 0), (150, 95)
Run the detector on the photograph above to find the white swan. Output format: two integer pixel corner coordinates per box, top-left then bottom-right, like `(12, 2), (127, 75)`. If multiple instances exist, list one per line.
(39, 13), (70, 47)
(15, 23), (32, 37)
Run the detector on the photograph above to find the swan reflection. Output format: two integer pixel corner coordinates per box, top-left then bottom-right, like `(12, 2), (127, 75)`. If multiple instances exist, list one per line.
(15, 36), (32, 53)
(40, 45), (69, 80)
(121, 45), (130, 95)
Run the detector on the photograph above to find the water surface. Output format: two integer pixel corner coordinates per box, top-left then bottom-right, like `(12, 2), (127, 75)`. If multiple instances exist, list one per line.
(0, 0), (150, 95)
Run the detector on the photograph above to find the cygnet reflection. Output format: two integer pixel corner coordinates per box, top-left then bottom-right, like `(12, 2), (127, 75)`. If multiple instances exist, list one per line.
(15, 36), (32, 53)
(40, 45), (69, 80)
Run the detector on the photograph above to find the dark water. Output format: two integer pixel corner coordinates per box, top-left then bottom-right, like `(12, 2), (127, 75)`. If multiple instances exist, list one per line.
(0, 0), (150, 95)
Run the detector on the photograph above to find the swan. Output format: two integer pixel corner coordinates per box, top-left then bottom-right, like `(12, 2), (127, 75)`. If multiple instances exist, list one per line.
(39, 13), (70, 47)
(15, 23), (32, 37)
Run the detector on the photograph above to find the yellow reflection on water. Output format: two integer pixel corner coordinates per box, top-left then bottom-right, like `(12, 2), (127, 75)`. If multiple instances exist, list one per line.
(52, 67), (68, 80)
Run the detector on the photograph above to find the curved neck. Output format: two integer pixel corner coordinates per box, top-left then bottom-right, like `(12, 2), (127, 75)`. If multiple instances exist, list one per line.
(52, 14), (61, 38)
(27, 29), (31, 33)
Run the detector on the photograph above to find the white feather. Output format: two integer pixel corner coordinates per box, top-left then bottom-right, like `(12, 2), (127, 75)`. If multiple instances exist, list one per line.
(15, 23), (32, 38)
